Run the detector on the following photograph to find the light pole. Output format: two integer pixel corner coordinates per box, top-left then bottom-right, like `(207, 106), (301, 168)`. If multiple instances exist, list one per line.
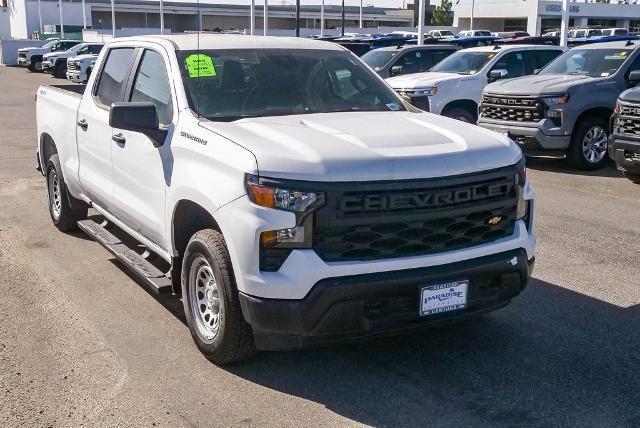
(264, 0), (269, 36)
(82, 0), (86, 29)
(470, 0), (475, 31)
(58, 0), (65, 38)
(320, 0), (325, 36)
(37, 0), (43, 35)
(341, 0), (345, 37)
(418, 0), (425, 45)
(295, 0), (300, 37)
(560, 0), (569, 47)
(250, 0), (255, 35)
(359, 0), (363, 29)
(111, 0), (116, 38)
(160, 0), (165, 35)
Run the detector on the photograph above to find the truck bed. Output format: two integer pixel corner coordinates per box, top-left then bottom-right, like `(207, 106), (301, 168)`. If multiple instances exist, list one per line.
(46, 84), (86, 97)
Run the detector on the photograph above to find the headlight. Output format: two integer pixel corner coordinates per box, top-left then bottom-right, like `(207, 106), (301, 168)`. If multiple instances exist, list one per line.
(515, 160), (529, 222)
(245, 174), (323, 212)
(246, 174), (324, 252)
(406, 87), (438, 96)
(542, 95), (569, 106)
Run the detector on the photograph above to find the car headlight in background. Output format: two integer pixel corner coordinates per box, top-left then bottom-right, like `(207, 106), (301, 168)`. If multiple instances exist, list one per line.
(401, 87), (438, 96)
(542, 95), (569, 106)
(515, 160), (530, 225)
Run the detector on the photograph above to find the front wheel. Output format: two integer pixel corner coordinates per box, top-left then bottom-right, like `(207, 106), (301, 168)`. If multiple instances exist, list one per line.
(46, 154), (87, 231)
(442, 107), (475, 124)
(623, 170), (640, 183)
(568, 117), (609, 170)
(181, 229), (256, 364)
(54, 62), (66, 78)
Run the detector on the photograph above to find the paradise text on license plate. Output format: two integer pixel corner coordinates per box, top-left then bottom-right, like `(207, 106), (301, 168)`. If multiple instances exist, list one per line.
(420, 280), (468, 316)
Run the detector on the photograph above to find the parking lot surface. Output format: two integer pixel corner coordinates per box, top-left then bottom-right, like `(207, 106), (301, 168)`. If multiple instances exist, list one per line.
(1, 65), (639, 426)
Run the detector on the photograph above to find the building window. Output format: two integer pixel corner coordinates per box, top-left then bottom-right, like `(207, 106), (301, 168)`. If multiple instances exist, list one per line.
(503, 19), (527, 32)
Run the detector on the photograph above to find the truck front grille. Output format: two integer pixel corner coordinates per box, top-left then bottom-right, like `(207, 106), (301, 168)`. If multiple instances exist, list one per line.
(312, 163), (521, 263)
(618, 102), (640, 136)
(480, 95), (542, 123)
(18, 52), (26, 59)
(67, 61), (79, 71)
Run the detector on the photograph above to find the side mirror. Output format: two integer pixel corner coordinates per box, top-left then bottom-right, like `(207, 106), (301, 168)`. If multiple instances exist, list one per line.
(109, 102), (166, 147)
(390, 65), (404, 76)
(628, 70), (640, 85)
(489, 69), (509, 80)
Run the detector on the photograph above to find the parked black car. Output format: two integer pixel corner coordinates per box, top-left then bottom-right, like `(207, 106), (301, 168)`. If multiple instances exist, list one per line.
(361, 44), (459, 78)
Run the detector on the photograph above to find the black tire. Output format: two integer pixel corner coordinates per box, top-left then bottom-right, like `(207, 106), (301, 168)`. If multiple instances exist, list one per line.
(181, 229), (256, 364)
(54, 62), (66, 79)
(568, 116), (610, 170)
(46, 154), (87, 232)
(442, 107), (476, 124)
(623, 171), (640, 183)
(28, 56), (42, 73)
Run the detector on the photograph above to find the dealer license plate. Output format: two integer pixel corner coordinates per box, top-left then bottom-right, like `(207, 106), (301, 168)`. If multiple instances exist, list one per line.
(420, 280), (468, 316)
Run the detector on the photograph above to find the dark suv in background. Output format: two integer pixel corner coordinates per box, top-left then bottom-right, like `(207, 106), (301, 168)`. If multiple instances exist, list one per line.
(361, 45), (459, 78)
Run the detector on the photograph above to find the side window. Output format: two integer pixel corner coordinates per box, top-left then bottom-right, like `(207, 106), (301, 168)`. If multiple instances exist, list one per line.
(77, 46), (89, 55)
(394, 51), (422, 74)
(624, 54), (640, 80)
(491, 51), (527, 78)
(94, 47), (137, 108)
(431, 50), (455, 67)
(528, 50), (562, 72)
(129, 50), (174, 125)
(89, 45), (103, 55)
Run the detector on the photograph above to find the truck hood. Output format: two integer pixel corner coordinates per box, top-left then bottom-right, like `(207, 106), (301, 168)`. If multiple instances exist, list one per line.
(386, 72), (463, 89)
(484, 73), (599, 96)
(18, 47), (45, 54)
(70, 53), (98, 62)
(199, 111), (521, 181)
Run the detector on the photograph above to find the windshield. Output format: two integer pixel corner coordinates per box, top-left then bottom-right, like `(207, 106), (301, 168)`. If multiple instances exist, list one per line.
(430, 51), (495, 74)
(439, 31), (454, 37)
(177, 49), (405, 121)
(361, 50), (398, 69)
(42, 40), (57, 48)
(539, 48), (633, 77)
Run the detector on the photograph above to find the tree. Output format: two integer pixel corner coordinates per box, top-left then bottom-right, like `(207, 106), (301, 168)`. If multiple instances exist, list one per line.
(431, 0), (453, 26)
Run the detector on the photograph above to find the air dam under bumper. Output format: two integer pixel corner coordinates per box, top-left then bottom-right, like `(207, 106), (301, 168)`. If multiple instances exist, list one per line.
(478, 120), (570, 151)
(239, 249), (534, 351)
(609, 136), (640, 174)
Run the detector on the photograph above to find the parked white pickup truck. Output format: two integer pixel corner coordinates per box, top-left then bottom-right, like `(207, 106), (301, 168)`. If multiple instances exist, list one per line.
(65, 53), (99, 83)
(42, 42), (104, 78)
(18, 39), (80, 72)
(386, 45), (564, 122)
(36, 35), (536, 363)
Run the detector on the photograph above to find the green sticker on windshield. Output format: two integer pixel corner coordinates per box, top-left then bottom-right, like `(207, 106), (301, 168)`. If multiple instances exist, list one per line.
(185, 54), (216, 78)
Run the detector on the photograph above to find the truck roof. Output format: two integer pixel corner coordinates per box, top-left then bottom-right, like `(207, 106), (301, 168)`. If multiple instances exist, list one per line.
(460, 44), (562, 53)
(576, 40), (640, 49)
(113, 34), (345, 51)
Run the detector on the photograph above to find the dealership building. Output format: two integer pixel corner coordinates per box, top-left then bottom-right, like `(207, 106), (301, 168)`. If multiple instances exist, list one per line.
(0, 0), (415, 39)
(454, 0), (640, 36)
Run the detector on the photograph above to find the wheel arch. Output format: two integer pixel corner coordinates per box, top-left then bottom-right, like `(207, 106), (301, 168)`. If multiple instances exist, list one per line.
(442, 99), (479, 121)
(573, 107), (613, 133)
(39, 133), (57, 175)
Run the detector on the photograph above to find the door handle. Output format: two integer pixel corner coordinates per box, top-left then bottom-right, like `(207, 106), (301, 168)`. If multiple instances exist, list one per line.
(112, 133), (126, 146)
(76, 119), (88, 131)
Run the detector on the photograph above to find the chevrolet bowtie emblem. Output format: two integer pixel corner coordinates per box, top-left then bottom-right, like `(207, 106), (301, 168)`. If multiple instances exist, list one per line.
(487, 215), (504, 225)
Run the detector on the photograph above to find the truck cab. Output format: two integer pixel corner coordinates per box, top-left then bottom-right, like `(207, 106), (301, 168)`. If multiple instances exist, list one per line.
(36, 35), (536, 363)
(387, 45), (564, 121)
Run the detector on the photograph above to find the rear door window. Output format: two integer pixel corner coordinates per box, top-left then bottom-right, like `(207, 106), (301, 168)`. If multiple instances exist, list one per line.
(528, 50), (563, 72)
(94, 47), (137, 108)
(491, 51), (527, 78)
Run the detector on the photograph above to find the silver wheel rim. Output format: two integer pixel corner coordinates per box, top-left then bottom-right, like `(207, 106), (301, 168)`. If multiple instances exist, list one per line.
(48, 169), (62, 220)
(582, 126), (608, 164)
(189, 256), (221, 340)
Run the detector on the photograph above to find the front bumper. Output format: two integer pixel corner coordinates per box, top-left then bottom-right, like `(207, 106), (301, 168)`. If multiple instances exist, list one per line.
(478, 118), (571, 151)
(609, 135), (640, 174)
(17, 58), (29, 66)
(42, 60), (55, 73)
(66, 71), (87, 83)
(240, 249), (534, 350)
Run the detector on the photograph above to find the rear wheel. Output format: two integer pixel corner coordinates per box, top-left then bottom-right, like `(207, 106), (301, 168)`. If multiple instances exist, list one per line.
(46, 154), (87, 232)
(568, 116), (609, 170)
(623, 171), (640, 183)
(442, 107), (475, 124)
(181, 229), (256, 364)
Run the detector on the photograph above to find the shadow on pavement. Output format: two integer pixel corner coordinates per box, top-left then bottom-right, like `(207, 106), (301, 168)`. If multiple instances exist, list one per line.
(223, 278), (640, 426)
(526, 156), (623, 178)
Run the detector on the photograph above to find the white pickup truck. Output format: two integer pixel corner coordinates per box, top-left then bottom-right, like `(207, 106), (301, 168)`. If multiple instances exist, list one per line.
(387, 45), (564, 122)
(36, 34), (536, 363)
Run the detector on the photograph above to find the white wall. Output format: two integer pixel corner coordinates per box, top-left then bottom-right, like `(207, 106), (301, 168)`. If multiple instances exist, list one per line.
(8, 0), (89, 39)
(0, 38), (47, 64)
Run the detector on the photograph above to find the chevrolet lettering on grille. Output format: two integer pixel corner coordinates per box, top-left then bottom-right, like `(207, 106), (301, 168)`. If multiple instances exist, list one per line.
(340, 183), (511, 212)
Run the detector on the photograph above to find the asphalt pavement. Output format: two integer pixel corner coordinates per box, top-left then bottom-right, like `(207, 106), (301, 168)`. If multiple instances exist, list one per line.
(0, 65), (639, 427)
